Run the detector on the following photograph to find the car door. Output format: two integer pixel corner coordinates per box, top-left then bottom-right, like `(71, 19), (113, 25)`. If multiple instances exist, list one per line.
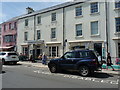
(59, 52), (76, 70)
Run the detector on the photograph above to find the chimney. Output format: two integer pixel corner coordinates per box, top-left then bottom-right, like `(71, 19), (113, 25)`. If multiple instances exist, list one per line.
(26, 7), (34, 14)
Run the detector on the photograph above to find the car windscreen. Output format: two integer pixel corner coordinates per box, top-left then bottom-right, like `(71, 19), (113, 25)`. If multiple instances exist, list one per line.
(8, 53), (18, 55)
(0, 53), (6, 55)
(77, 51), (96, 58)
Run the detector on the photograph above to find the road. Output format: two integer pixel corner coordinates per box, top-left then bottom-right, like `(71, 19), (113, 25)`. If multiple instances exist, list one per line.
(1, 63), (119, 88)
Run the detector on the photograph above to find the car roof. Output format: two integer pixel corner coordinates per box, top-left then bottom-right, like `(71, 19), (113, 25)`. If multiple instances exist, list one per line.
(68, 50), (93, 52)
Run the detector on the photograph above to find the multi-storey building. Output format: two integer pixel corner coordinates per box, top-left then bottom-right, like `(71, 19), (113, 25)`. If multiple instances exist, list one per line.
(17, 0), (120, 63)
(1, 18), (18, 51)
(0, 24), (1, 47)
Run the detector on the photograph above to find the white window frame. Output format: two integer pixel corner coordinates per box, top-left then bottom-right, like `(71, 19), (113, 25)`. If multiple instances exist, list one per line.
(115, 17), (120, 32)
(75, 6), (82, 16)
(91, 21), (99, 35)
(24, 32), (28, 41)
(115, 1), (120, 9)
(76, 24), (82, 36)
(37, 30), (41, 40)
(51, 28), (56, 39)
(25, 19), (28, 26)
(37, 16), (41, 24)
(90, 2), (99, 14)
(49, 46), (59, 57)
(51, 12), (56, 22)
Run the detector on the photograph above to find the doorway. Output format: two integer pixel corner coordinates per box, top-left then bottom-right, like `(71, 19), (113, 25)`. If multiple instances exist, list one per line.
(94, 43), (102, 56)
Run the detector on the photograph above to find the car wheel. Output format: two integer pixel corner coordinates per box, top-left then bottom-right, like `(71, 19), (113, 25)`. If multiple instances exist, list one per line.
(2, 59), (5, 65)
(49, 64), (57, 73)
(79, 66), (89, 77)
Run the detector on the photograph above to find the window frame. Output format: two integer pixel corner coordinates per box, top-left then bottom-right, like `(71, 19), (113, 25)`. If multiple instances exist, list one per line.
(75, 6), (82, 16)
(115, 17), (120, 33)
(51, 12), (56, 22)
(51, 28), (56, 39)
(76, 24), (82, 36)
(115, 1), (120, 9)
(37, 16), (41, 24)
(24, 32), (28, 41)
(25, 19), (28, 26)
(91, 21), (99, 35)
(90, 2), (99, 14)
(37, 30), (41, 40)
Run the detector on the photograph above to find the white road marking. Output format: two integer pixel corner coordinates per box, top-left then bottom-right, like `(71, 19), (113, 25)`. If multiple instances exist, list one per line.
(33, 70), (119, 85)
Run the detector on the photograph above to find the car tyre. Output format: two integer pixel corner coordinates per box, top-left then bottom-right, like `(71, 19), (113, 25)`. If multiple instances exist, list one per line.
(49, 64), (58, 73)
(79, 66), (90, 77)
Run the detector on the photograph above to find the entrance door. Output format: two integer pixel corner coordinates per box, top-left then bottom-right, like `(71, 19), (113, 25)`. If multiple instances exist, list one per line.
(118, 43), (120, 58)
(37, 49), (42, 57)
(94, 43), (102, 56)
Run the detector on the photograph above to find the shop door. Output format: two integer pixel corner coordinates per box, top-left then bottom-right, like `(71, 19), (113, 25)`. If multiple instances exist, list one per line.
(94, 43), (102, 56)
(37, 49), (42, 57)
(118, 43), (120, 58)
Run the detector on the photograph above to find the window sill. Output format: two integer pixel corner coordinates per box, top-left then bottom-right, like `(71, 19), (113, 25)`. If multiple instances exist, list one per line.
(75, 15), (83, 18)
(75, 36), (84, 39)
(51, 38), (57, 41)
(51, 21), (57, 23)
(91, 34), (100, 37)
(37, 23), (42, 26)
(114, 8), (120, 11)
(90, 12), (100, 15)
(114, 32), (120, 35)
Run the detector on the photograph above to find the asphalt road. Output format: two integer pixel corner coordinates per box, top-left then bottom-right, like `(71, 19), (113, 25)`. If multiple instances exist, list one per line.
(1, 63), (119, 88)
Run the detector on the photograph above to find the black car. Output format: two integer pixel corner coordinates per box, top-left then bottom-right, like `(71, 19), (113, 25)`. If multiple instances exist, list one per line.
(48, 50), (101, 76)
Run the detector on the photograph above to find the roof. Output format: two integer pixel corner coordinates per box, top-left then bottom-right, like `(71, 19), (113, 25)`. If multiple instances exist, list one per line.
(1, 0), (88, 24)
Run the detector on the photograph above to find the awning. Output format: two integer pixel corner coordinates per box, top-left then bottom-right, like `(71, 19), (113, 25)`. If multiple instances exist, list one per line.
(26, 40), (44, 44)
(112, 37), (120, 40)
(46, 42), (61, 45)
(0, 46), (14, 50)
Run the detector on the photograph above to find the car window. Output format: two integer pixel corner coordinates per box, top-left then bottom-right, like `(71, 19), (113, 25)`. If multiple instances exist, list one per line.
(0, 53), (6, 55)
(77, 51), (96, 58)
(64, 52), (75, 59)
(8, 53), (17, 55)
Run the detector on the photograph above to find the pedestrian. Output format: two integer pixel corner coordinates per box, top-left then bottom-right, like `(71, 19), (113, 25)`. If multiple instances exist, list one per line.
(42, 53), (47, 65)
(29, 55), (35, 63)
(38, 54), (42, 60)
(106, 52), (115, 71)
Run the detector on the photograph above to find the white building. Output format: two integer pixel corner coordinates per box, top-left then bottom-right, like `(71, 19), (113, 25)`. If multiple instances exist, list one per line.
(17, 0), (120, 63)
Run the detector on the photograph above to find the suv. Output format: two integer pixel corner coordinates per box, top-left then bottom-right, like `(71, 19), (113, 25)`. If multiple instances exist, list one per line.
(0, 52), (19, 65)
(48, 50), (101, 76)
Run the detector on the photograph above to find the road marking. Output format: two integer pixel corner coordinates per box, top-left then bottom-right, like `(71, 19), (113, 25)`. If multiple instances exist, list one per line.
(33, 70), (119, 85)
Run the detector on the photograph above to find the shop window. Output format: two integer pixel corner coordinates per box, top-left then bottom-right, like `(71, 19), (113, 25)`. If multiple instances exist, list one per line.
(49, 46), (59, 57)
(22, 47), (29, 56)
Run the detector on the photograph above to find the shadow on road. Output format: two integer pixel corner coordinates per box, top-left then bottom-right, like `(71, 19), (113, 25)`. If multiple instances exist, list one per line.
(3, 63), (22, 66)
(59, 70), (113, 79)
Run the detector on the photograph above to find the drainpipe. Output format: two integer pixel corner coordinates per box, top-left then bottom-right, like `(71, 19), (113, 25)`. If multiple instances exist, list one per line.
(63, 7), (65, 55)
(105, 0), (109, 53)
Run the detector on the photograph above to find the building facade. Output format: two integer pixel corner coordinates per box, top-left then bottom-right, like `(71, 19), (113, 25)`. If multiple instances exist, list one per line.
(1, 19), (18, 51)
(17, 0), (120, 63)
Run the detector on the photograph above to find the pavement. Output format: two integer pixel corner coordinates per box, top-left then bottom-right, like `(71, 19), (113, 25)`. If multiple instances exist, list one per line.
(17, 61), (120, 75)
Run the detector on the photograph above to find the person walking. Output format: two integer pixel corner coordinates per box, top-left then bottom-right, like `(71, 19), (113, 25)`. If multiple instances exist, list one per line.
(106, 52), (115, 71)
(42, 53), (47, 65)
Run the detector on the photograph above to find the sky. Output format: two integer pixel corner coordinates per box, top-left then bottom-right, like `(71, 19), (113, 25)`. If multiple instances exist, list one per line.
(0, 0), (72, 23)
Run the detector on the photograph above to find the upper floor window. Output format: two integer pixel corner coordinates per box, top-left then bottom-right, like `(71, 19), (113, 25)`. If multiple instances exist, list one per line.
(76, 24), (82, 36)
(90, 2), (98, 13)
(3, 35), (13, 43)
(115, 17), (120, 32)
(9, 23), (11, 29)
(115, 1), (120, 8)
(51, 12), (56, 21)
(91, 21), (98, 35)
(51, 28), (56, 39)
(4, 24), (6, 31)
(75, 6), (82, 16)
(25, 19), (28, 26)
(24, 32), (28, 41)
(37, 30), (41, 40)
(14, 22), (17, 29)
(37, 16), (41, 24)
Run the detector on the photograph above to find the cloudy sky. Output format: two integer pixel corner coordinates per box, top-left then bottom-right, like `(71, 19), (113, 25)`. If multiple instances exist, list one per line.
(0, 0), (72, 23)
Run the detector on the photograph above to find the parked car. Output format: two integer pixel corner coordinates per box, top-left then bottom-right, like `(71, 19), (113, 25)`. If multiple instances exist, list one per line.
(48, 50), (101, 76)
(0, 52), (19, 65)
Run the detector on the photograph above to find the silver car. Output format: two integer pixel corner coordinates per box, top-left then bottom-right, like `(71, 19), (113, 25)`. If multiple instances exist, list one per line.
(0, 52), (19, 64)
